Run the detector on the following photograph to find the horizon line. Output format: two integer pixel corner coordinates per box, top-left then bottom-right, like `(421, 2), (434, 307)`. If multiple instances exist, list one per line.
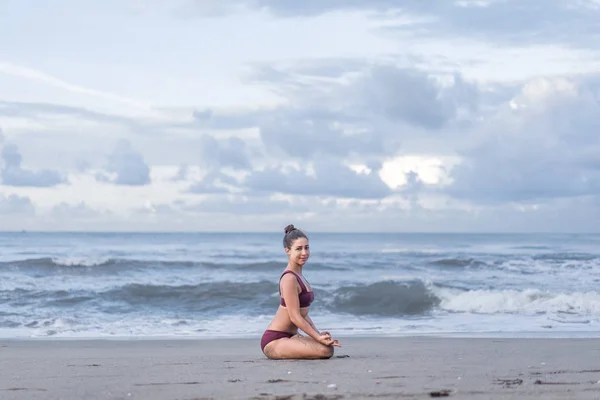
(1, 230), (599, 235)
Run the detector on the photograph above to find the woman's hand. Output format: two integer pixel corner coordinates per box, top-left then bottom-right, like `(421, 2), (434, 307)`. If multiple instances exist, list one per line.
(317, 333), (341, 347)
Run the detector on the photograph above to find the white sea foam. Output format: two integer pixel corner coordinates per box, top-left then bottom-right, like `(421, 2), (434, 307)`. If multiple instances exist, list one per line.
(432, 286), (600, 316)
(51, 256), (111, 267)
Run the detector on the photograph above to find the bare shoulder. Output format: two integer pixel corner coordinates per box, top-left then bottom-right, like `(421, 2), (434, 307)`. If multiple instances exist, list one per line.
(280, 273), (298, 287)
(279, 273), (300, 294)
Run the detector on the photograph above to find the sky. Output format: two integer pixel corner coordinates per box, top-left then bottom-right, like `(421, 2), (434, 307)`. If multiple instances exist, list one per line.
(1, 0), (600, 232)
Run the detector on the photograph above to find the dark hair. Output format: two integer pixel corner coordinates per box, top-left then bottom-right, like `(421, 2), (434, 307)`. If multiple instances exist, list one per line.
(283, 224), (308, 249)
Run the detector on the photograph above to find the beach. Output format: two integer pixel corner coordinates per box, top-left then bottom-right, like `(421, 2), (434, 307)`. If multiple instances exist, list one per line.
(2, 337), (600, 399)
(3, 232), (600, 398)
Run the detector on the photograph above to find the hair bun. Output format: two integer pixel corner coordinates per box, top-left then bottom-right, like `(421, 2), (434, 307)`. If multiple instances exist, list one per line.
(284, 224), (296, 234)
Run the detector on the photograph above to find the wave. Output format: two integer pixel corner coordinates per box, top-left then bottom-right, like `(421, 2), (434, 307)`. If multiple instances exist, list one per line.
(3, 275), (600, 322)
(510, 245), (552, 250)
(201, 261), (349, 272)
(532, 253), (599, 262)
(430, 258), (487, 268)
(329, 280), (440, 317)
(0, 257), (346, 273)
(328, 283), (600, 318)
(101, 281), (277, 312)
(2, 281), (279, 314)
(433, 287), (600, 316)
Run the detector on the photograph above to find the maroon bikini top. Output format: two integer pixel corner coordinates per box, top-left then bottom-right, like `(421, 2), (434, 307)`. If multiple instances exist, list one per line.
(279, 270), (314, 308)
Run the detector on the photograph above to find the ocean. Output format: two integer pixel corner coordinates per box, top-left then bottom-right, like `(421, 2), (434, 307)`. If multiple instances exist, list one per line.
(1, 232), (600, 339)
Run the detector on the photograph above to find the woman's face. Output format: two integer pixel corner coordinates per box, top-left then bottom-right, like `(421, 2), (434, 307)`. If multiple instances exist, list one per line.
(285, 237), (310, 266)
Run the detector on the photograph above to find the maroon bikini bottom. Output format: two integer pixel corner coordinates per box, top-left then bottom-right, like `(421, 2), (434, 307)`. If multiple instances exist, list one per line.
(261, 329), (294, 351)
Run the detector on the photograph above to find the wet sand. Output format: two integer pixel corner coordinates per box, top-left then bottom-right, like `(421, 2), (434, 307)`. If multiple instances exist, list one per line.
(2, 336), (600, 399)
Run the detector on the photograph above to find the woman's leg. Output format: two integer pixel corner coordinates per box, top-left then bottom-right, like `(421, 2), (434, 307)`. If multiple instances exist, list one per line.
(263, 336), (334, 360)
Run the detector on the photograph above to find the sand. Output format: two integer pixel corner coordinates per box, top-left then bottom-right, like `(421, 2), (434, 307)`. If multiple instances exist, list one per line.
(2, 336), (600, 399)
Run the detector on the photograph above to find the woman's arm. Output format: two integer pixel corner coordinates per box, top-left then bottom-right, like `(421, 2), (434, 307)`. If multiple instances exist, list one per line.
(304, 315), (323, 334)
(280, 275), (327, 342)
(305, 314), (338, 346)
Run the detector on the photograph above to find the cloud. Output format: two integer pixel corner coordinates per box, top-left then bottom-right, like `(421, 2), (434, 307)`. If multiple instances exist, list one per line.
(182, 0), (401, 17)
(0, 101), (137, 127)
(193, 0), (600, 49)
(181, 135), (253, 194)
(244, 156), (392, 199)
(182, 194), (298, 215)
(2, 0), (600, 232)
(445, 76), (600, 203)
(50, 201), (110, 220)
(97, 139), (151, 186)
(304, 195), (600, 233)
(0, 62), (150, 110)
(389, 0), (600, 49)
(259, 114), (387, 160)
(187, 170), (240, 194)
(192, 108), (213, 121)
(397, 170), (425, 207)
(354, 66), (479, 130)
(0, 141), (65, 187)
(244, 62), (482, 165)
(0, 193), (35, 215)
(171, 164), (190, 181)
(174, 0), (253, 17)
(242, 61), (600, 209)
(245, 61), (600, 208)
(199, 134), (252, 170)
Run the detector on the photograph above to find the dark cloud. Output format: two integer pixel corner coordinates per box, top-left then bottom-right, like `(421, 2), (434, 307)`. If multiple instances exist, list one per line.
(199, 134), (252, 170)
(244, 156), (392, 199)
(384, 0), (600, 49)
(259, 115), (388, 159)
(355, 66), (479, 130)
(192, 108), (213, 121)
(99, 139), (151, 186)
(184, 1), (599, 49)
(175, 0), (250, 17)
(240, 63), (482, 165)
(183, 135), (252, 194)
(202, 59), (481, 134)
(0, 194), (35, 215)
(187, 170), (240, 194)
(183, 0), (400, 17)
(445, 76), (600, 203)
(237, 63), (600, 208)
(227, 70), (600, 211)
(397, 170), (424, 207)
(0, 142), (65, 187)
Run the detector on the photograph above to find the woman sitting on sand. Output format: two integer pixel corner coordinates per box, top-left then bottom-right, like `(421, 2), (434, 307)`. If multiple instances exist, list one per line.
(261, 225), (341, 359)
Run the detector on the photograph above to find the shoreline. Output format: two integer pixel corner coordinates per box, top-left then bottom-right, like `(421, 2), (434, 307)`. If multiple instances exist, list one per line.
(3, 329), (600, 341)
(3, 337), (600, 399)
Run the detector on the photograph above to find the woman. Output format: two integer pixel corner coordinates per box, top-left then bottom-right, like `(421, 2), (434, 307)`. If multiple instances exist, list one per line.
(260, 224), (341, 359)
